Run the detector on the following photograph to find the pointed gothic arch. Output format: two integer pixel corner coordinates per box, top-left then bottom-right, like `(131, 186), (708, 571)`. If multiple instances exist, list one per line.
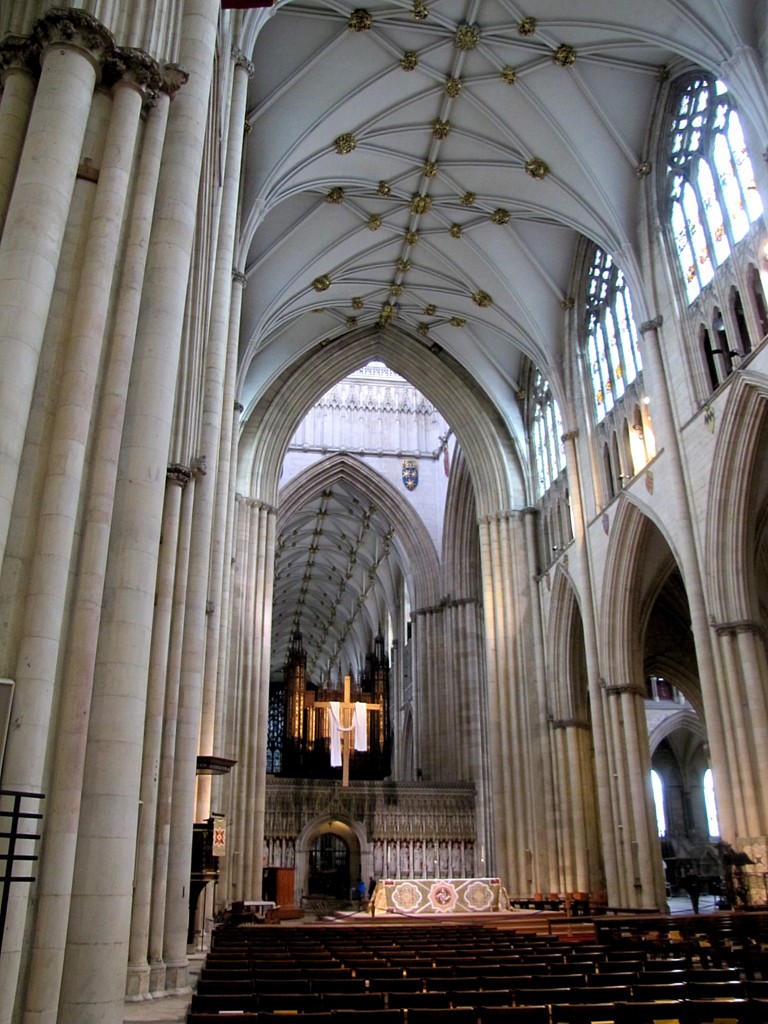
(705, 370), (768, 623)
(277, 452), (441, 611)
(548, 566), (589, 724)
(238, 325), (525, 515)
(600, 496), (688, 690)
(442, 446), (479, 597)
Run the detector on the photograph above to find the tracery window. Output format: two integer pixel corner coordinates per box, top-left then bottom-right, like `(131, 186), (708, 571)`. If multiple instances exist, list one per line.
(529, 368), (571, 558)
(667, 75), (763, 304)
(582, 246), (652, 504)
(531, 371), (565, 497)
(586, 248), (643, 424)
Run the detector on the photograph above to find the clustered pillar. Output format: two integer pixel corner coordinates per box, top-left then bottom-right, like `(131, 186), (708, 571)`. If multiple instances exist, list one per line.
(0, 5), (246, 1024)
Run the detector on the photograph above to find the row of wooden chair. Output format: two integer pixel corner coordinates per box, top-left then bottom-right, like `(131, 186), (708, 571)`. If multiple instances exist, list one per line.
(186, 998), (768, 1024)
(190, 986), (765, 1015)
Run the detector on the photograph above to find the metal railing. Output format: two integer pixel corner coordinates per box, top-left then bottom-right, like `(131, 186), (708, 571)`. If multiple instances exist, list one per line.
(0, 789), (44, 955)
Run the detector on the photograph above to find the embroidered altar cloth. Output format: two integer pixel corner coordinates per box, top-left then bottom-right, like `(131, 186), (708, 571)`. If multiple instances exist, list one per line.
(371, 877), (510, 916)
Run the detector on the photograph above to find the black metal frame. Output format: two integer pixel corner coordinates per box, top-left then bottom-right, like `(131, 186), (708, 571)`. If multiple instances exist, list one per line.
(0, 789), (44, 955)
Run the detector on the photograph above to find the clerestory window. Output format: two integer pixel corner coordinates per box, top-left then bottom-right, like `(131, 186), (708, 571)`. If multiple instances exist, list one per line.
(667, 75), (763, 304)
(531, 371), (565, 497)
(586, 248), (643, 424)
(582, 246), (651, 503)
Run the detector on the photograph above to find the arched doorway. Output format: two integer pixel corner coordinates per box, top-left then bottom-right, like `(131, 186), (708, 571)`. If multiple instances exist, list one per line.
(308, 832), (350, 898)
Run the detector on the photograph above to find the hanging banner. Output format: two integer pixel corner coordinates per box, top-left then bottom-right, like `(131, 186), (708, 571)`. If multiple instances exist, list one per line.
(212, 815), (227, 856)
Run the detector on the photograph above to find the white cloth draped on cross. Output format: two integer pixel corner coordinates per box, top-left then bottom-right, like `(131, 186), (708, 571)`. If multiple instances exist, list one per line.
(315, 676), (381, 785)
(328, 700), (368, 766)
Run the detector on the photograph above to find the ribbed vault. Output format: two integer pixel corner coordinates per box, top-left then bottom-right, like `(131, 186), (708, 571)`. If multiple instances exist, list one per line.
(272, 452), (440, 679)
(235, 0), (758, 428)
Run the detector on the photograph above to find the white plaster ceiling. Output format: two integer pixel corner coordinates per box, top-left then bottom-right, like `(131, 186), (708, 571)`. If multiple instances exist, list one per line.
(237, 0), (756, 682)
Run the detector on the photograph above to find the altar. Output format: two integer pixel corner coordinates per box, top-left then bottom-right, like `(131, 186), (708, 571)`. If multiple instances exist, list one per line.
(371, 877), (509, 916)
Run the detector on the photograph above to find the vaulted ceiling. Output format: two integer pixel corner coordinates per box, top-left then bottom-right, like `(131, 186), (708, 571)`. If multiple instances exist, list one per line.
(238, 0), (755, 414)
(235, 0), (757, 682)
(271, 473), (401, 682)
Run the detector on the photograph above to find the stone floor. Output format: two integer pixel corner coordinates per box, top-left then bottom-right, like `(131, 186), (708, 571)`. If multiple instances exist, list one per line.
(123, 954), (204, 1024)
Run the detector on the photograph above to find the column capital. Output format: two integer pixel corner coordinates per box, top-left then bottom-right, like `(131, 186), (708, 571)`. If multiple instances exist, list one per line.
(108, 47), (163, 101)
(478, 508), (522, 526)
(33, 8), (115, 79)
(0, 35), (37, 83)
(160, 62), (189, 99)
(549, 717), (589, 731)
(639, 315), (663, 335)
(520, 506), (538, 518)
(561, 428), (579, 443)
(167, 463), (191, 488)
(232, 269), (247, 286)
(234, 400), (244, 413)
(231, 46), (255, 78)
(713, 619), (766, 640)
(602, 679), (646, 698)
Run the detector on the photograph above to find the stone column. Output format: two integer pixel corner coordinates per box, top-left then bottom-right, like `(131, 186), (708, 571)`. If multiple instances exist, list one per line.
(162, 44), (252, 976)
(148, 472), (195, 994)
(16, 56), (163, 1024)
(240, 499), (262, 898)
(228, 495), (256, 900)
(550, 723), (569, 891)
(0, 10), (111, 577)
(735, 623), (768, 829)
(0, 36), (36, 232)
(196, 51), (253, 823)
(57, 3), (219, 1022)
(502, 511), (531, 889)
(478, 513), (516, 886)
(452, 602), (471, 780)
(211, 395), (244, 859)
(127, 464), (190, 1001)
(620, 687), (666, 907)
(566, 723), (591, 894)
(412, 608), (430, 779)
(603, 684), (635, 905)
(561, 428), (619, 902)
(521, 507), (557, 887)
(714, 624), (759, 835)
(251, 504), (277, 899)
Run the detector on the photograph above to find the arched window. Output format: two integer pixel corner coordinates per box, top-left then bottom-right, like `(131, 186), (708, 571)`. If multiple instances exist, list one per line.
(585, 248), (643, 423)
(651, 769), (667, 837)
(531, 370), (565, 497)
(704, 768), (720, 837)
(667, 75), (763, 304)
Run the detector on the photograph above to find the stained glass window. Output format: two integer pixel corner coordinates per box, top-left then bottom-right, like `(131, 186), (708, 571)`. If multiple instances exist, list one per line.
(586, 248), (642, 423)
(532, 371), (565, 497)
(667, 76), (763, 303)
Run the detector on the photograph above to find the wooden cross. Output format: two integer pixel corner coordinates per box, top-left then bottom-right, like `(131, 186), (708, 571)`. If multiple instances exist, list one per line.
(315, 675), (381, 787)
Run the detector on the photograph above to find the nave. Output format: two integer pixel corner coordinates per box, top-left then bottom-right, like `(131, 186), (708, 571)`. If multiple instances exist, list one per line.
(182, 912), (768, 1024)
